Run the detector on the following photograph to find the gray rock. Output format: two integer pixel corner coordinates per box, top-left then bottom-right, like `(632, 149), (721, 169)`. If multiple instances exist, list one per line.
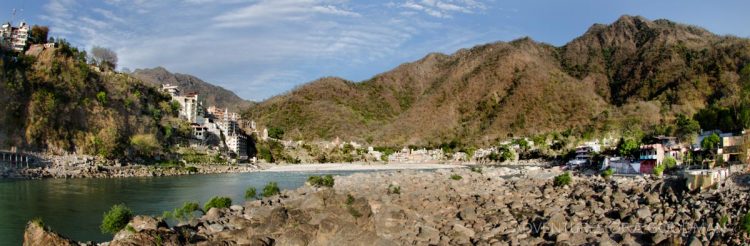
(417, 225), (440, 243)
(230, 205), (244, 212)
(452, 223), (476, 238)
(129, 215), (164, 232)
(636, 207), (652, 220)
(203, 207), (223, 221)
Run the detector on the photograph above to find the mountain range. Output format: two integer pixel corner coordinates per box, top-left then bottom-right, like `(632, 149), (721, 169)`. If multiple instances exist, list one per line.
(240, 15), (750, 147)
(132, 67), (252, 111)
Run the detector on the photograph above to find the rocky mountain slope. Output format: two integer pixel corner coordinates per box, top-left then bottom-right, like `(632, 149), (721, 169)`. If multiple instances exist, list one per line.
(132, 67), (252, 111)
(242, 15), (750, 147)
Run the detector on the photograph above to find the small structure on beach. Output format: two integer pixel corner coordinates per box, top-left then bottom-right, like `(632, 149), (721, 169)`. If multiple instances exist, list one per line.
(683, 169), (729, 191)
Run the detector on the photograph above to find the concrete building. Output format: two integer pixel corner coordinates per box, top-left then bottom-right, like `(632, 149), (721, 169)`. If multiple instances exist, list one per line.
(695, 130), (749, 165)
(0, 22), (29, 52)
(162, 84), (204, 124)
(639, 144), (665, 174)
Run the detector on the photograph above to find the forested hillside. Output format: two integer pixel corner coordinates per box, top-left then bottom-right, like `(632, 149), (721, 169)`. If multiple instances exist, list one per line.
(243, 15), (750, 147)
(0, 41), (189, 159)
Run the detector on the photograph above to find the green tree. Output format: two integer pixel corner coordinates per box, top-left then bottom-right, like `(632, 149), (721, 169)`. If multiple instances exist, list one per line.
(662, 156), (677, 169)
(701, 133), (721, 160)
(617, 138), (640, 158)
(268, 127), (285, 139)
(30, 25), (49, 44)
(90, 46), (118, 70)
(130, 133), (161, 157)
(675, 114), (700, 142)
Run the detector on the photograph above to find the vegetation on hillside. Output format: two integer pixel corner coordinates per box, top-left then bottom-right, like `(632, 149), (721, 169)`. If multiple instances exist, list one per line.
(0, 38), (190, 161)
(243, 15), (750, 151)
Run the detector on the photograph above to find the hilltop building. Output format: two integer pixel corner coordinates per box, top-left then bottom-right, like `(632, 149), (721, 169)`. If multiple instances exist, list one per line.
(0, 21), (29, 52)
(162, 84), (204, 124)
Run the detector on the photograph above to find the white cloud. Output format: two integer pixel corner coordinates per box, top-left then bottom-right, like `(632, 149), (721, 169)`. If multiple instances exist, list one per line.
(399, 0), (486, 18)
(40, 0), (497, 100)
(212, 0), (362, 28)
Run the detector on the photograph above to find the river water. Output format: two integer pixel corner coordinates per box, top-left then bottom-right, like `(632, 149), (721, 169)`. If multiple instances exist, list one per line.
(0, 170), (384, 244)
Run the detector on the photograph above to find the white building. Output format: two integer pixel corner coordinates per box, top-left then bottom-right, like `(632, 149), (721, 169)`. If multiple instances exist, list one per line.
(162, 84), (203, 124)
(0, 22), (29, 52)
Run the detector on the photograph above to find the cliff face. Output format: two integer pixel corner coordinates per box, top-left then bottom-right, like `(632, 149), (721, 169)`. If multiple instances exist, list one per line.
(132, 67), (252, 112)
(243, 15), (750, 146)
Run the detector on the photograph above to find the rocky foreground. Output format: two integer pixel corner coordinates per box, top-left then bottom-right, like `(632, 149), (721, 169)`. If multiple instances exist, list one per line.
(25, 167), (750, 245)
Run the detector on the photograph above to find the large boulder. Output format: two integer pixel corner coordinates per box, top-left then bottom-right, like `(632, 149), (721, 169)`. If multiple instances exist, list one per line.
(23, 221), (78, 246)
(129, 215), (166, 232)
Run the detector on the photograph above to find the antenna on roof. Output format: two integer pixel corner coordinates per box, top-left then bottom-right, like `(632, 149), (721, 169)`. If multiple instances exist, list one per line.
(11, 8), (23, 24)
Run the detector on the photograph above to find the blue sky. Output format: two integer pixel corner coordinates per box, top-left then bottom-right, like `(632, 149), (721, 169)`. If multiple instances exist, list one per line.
(1, 0), (749, 101)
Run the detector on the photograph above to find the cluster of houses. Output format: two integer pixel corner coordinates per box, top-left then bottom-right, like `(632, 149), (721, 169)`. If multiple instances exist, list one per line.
(380, 148), (448, 163)
(593, 131), (748, 175)
(0, 21), (29, 52)
(162, 84), (254, 161)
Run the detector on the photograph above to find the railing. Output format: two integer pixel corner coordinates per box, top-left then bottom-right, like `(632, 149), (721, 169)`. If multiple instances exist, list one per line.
(0, 151), (48, 169)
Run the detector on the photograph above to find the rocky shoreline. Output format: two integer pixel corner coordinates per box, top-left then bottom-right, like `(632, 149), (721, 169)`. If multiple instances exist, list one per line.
(24, 166), (750, 245)
(3, 164), (260, 179)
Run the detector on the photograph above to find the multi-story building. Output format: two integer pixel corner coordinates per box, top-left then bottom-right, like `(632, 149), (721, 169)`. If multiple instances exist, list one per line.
(0, 22), (29, 52)
(162, 84), (204, 124)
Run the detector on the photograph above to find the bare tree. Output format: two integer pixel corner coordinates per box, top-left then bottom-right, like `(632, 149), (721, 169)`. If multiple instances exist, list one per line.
(89, 46), (118, 70)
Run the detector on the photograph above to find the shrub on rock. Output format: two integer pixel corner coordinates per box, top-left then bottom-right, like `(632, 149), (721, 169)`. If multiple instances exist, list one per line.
(245, 187), (257, 200)
(204, 197), (232, 211)
(262, 182), (281, 197)
(553, 172), (572, 187)
(101, 204), (133, 234)
(307, 175), (335, 188)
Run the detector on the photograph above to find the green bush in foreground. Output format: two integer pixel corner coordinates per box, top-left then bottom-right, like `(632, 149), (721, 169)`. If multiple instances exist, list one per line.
(262, 182), (281, 197)
(101, 204), (133, 234)
(450, 174), (463, 180)
(601, 168), (614, 179)
(307, 175), (335, 188)
(204, 196), (232, 211)
(163, 201), (202, 222)
(245, 187), (257, 200)
(653, 164), (665, 176)
(743, 212), (750, 234)
(554, 172), (572, 187)
(663, 156), (677, 169)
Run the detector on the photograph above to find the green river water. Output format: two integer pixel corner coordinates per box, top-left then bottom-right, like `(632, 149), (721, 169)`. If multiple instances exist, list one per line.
(0, 170), (387, 244)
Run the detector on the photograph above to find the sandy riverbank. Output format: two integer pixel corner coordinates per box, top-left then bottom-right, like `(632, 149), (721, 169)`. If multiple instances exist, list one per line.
(260, 163), (465, 172)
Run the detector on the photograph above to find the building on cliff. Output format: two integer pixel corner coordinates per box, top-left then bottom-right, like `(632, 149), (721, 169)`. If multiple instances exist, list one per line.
(0, 21), (29, 52)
